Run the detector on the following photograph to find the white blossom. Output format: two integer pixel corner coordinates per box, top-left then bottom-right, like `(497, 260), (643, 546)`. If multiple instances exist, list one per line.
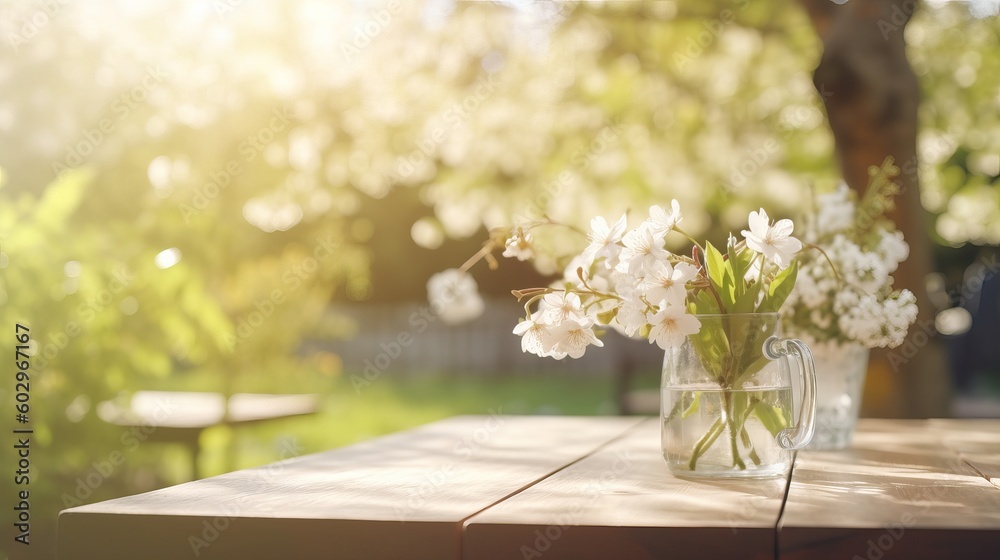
(502, 230), (534, 261)
(815, 183), (855, 236)
(540, 291), (589, 325)
(427, 269), (485, 325)
(639, 260), (697, 306)
(582, 214), (627, 269)
(613, 300), (649, 337)
(877, 229), (909, 270)
(615, 223), (669, 276)
(647, 303), (701, 350)
(835, 290), (917, 349)
(853, 251), (890, 295)
(542, 318), (604, 359)
(782, 184), (917, 350)
(512, 311), (553, 357)
(742, 208), (802, 269)
(647, 199), (683, 235)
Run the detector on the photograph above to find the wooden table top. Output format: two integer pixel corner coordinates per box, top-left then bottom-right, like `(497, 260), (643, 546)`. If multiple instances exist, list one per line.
(58, 417), (1000, 560)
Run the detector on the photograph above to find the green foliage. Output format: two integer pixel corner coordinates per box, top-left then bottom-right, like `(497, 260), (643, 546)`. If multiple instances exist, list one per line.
(0, 164), (359, 557)
(704, 241), (734, 309)
(696, 237), (794, 317)
(759, 261), (798, 313)
(685, 233), (793, 388)
(752, 399), (789, 438)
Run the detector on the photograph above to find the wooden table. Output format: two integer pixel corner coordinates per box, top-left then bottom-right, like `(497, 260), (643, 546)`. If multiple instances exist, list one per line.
(97, 391), (322, 478)
(58, 417), (1000, 559)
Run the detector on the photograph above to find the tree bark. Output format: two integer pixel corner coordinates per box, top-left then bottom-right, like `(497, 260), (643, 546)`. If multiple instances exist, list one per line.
(799, 0), (951, 417)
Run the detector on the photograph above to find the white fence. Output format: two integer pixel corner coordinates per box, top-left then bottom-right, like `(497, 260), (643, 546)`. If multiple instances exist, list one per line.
(310, 298), (665, 378)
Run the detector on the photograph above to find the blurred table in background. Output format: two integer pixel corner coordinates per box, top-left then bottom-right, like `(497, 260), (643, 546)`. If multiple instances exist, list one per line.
(97, 391), (321, 478)
(60, 417), (1000, 559)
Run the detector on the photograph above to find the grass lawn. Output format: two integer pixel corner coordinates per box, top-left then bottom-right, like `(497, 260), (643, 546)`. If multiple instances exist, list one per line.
(178, 373), (624, 478)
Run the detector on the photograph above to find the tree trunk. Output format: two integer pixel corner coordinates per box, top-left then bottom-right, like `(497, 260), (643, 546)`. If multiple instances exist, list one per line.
(799, 0), (951, 417)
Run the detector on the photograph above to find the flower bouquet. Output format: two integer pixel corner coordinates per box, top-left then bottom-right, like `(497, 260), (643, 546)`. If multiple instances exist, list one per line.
(432, 203), (821, 477)
(782, 158), (918, 448)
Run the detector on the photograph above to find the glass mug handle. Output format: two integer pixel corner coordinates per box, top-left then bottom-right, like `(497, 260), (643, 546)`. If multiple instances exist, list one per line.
(763, 336), (817, 450)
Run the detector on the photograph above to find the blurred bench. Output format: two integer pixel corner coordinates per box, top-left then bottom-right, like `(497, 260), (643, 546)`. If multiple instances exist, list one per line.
(97, 391), (321, 478)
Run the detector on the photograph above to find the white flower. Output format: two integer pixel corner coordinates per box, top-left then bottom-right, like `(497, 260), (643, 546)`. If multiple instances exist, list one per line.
(613, 300), (649, 338)
(512, 311), (553, 357)
(502, 230), (534, 261)
(540, 291), (589, 325)
(835, 289), (917, 348)
(543, 318), (604, 359)
(639, 260), (697, 306)
(824, 234), (889, 296)
(612, 268), (641, 300)
(742, 208), (803, 269)
(789, 265), (827, 308)
(853, 251), (889, 295)
(582, 214), (627, 269)
(615, 223), (669, 276)
(809, 308), (832, 330)
(648, 200), (683, 235)
(427, 269), (485, 325)
(647, 303), (701, 350)
(877, 229), (909, 270)
(815, 183), (855, 235)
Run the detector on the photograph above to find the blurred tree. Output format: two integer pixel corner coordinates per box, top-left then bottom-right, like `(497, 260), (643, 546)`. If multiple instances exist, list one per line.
(0, 161), (363, 554)
(800, 0), (950, 416)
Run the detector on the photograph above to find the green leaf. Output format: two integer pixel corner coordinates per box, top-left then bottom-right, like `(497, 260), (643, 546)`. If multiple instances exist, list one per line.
(732, 390), (750, 424)
(705, 241), (727, 284)
(733, 281), (760, 314)
(692, 288), (720, 315)
(705, 241), (734, 311)
(681, 391), (702, 418)
(752, 401), (789, 438)
(728, 240), (751, 300)
(721, 270), (736, 310)
(596, 307), (618, 325)
(687, 306), (730, 382)
(758, 261), (798, 313)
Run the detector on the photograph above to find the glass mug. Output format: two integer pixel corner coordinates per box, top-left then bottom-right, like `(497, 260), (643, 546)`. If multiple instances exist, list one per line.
(660, 313), (817, 478)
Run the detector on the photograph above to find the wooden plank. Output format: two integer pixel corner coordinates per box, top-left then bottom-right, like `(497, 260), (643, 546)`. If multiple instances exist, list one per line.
(928, 419), (1000, 486)
(463, 418), (787, 560)
(59, 415), (642, 560)
(778, 419), (1000, 560)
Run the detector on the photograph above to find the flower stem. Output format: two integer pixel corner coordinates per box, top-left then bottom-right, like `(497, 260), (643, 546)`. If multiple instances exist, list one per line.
(459, 242), (497, 273)
(518, 293), (548, 319)
(663, 398), (684, 426)
(688, 417), (725, 471)
(535, 217), (588, 236)
(673, 226), (704, 255)
(803, 242), (843, 286)
(741, 427), (762, 466)
(724, 390), (746, 470)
